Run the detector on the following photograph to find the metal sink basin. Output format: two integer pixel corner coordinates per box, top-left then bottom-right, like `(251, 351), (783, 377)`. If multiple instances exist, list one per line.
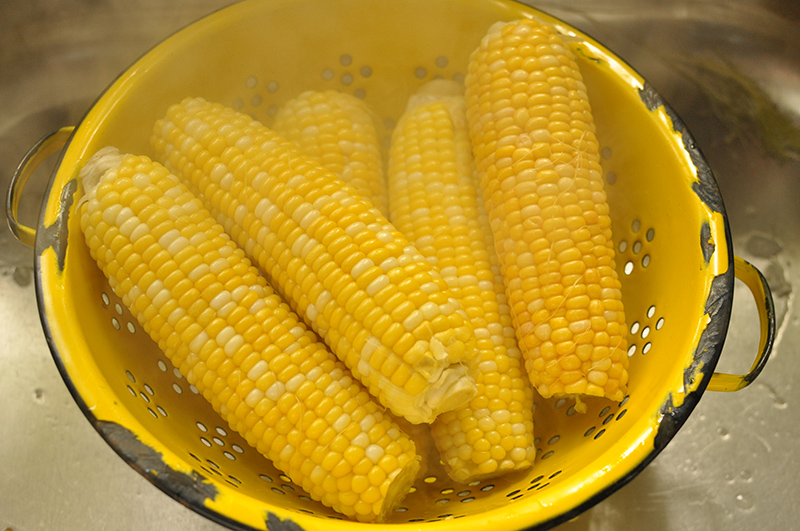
(2, 1), (797, 529)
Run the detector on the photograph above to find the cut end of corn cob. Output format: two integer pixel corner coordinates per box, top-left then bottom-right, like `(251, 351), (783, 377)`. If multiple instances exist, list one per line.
(389, 80), (536, 482)
(421, 363), (477, 413)
(151, 97), (478, 424)
(466, 19), (629, 403)
(78, 147), (421, 521)
(392, 415), (437, 480)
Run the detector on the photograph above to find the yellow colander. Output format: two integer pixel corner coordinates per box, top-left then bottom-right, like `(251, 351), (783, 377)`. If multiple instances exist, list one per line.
(6, 0), (775, 529)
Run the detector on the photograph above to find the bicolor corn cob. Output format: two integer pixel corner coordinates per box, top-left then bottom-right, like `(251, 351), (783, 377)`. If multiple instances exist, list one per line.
(151, 97), (477, 424)
(465, 19), (629, 403)
(272, 90), (389, 217)
(78, 147), (420, 521)
(388, 80), (535, 482)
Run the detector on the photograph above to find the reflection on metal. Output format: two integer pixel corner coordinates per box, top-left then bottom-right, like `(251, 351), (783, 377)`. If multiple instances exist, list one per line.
(671, 56), (800, 163)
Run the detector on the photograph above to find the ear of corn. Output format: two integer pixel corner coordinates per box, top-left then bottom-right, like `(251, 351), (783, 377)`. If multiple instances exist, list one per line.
(465, 19), (629, 403)
(272, 90), (390, 218)
(151, 98), (477, 424)
(78, 147), (420, 521)
(388, 80), (535, 482)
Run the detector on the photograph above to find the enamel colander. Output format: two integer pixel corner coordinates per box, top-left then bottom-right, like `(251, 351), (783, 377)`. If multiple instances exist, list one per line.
(6, 0), (775, 529)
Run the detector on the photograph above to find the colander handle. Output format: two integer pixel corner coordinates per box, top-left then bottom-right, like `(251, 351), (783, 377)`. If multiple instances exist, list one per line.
(707, 256), (775, 392)
(6, 127), (74, 248)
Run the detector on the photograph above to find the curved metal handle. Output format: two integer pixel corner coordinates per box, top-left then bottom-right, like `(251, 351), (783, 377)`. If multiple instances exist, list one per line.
(707, 256), (775, 392)
(6, 127), (74, 248)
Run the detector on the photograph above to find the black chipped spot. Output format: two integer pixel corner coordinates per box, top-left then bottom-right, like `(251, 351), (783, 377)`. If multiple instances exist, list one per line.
(690, 176), (724, 214)
(677, 124), (725, 213)
(266, 511), (305, 531)
(35, 178), (77, 272)
(638, 82), (662, 112)
(639, 82), (725, 214)
(744, 233), (783, 259)
(700, 222), (715, 265)
(96, 420), (218, 504)
(654, 266), (734, 450)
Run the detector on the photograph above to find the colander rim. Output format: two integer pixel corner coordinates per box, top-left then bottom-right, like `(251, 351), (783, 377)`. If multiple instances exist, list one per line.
(29, 0), (734, 529)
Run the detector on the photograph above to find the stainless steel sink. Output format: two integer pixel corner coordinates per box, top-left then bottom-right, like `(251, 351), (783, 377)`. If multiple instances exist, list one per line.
(2, 1), (797, 529)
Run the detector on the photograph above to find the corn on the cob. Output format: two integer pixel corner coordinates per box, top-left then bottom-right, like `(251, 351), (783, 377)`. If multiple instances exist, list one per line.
(272, 90), (389, 217)
(388, 80), (535, 482)
(78, 148), (421, 521)
(151, 97), (477, 424)
(465, 19), (629, 403)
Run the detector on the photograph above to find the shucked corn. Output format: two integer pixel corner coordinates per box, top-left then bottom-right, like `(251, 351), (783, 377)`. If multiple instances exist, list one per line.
(465, 19), (629, 403)
(77, 148), (420, 521)
(388, 80), (535, 482)
(272, 90), (390, 217)
(271, 92), (444, 468)
(152, 97), (477, 425)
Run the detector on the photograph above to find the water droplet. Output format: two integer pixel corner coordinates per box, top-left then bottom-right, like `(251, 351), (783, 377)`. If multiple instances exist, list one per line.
(13, 266), (33, 287)
(739, 470), (752, 482)
(718, 427), (730, 440)
(770, 393), (787, 409)
(734, 493), (754, 511)
(724, 473), (734, 483)
(744, 233), (782, 258)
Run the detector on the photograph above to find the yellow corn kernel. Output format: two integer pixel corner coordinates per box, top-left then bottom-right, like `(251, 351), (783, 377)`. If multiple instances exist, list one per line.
(152, 97), (476, 424)
(78, 147), (419, 522)
(466, 19), (629, 402)
(273, 90), (389, 217)
(388, 80), (535, 482)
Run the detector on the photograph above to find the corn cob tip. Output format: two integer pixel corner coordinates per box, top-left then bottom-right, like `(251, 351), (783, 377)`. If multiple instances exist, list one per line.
(417, 79), (463, 96)
(389, 361), (476, 425)
(406, 79), (464, 110)
(392, 416), (436, 480)
(379, 455), (421, 520)
(271, 89), (390, 217)
(78, 146), (125, 202)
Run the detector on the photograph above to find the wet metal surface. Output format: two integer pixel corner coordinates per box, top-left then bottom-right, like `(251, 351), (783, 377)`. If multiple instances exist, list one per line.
(2, 1), (798, 529)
